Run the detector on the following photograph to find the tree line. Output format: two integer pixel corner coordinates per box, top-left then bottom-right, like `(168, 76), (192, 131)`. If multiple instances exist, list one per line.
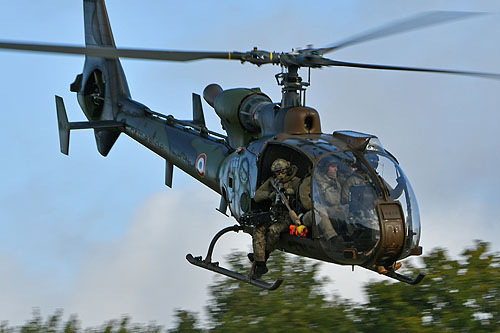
(2, 241), (499, 332)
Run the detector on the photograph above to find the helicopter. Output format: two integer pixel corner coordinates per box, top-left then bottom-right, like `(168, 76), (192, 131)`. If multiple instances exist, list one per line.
(1, 1), (499, 291)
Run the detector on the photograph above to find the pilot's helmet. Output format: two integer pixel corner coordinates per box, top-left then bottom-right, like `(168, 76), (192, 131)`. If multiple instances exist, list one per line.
(319, 158), (338, 172)
(345, 156), (357, 169)
(326, 161), (339, 177)
(271, 158), (291, 180)
(366, 154), (379, 169)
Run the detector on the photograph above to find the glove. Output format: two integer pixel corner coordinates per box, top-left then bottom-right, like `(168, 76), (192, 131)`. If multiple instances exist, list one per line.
(285, 187), (295, 195)
(290, 224), (308, 237)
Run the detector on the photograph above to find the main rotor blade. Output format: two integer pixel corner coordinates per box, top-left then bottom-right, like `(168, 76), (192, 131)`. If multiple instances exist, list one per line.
(0, 41), (245, 62)
(324, 58), (500, 80)
(317, 11), (485, 55)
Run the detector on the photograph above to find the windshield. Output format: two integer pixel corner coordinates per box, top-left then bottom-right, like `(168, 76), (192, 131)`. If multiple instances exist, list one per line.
(364, 152), (421, 259)
(311, 151), (420, 264)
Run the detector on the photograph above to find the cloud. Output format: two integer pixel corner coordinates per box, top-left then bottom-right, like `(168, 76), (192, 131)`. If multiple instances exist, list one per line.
(65, 185), (246, 328)
(62, 185), (383, 325)
(0, 254), (67, 324)
(2, 0), (500, 329)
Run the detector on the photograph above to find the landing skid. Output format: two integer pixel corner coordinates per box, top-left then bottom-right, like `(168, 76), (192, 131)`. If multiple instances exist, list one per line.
(385, 270), (426, 285)
(186, 254), (283, 290)
(366, 265), (425, 285)
(186, 225), (284, 291)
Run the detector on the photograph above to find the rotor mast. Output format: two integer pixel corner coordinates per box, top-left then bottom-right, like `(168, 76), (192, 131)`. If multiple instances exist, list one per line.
(276, 65), (310, 108)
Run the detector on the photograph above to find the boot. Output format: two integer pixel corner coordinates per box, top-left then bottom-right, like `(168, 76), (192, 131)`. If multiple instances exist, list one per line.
(392, 262), (402, 271)
(252, 261), (268, 279)
(376, 262), (402, 275)
(247, 251), (270, 263)
(376, 265), (389, 275)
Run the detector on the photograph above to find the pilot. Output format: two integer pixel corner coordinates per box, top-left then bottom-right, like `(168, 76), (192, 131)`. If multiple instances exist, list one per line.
(316, 161), (342, 205)
(315, 160), (348, 223)
(343, 154), (406, 202)
(341, 159), (369, 205)
(249, 158), (301, 279)
(298, 160), (347, 242)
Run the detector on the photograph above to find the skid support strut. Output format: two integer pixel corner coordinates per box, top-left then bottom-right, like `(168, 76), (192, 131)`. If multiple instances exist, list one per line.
(385, 270), (426, 285)
(186, 225), (283, 291)
(365, 265), (425, 285)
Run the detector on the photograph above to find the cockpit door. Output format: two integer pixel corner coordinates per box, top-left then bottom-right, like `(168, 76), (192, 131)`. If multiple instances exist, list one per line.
(375, 201), (406, 264)
(311, 152), (381, 265)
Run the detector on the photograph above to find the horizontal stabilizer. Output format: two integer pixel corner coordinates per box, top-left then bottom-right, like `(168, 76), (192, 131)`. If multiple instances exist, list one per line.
(55, 95), (123, 155)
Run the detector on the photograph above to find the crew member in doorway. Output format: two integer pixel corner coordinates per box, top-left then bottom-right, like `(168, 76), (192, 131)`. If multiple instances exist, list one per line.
(249, 158), (300, 279)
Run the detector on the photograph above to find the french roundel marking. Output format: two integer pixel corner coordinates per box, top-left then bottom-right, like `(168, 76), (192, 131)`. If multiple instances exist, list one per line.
(196, 153), (207, 178)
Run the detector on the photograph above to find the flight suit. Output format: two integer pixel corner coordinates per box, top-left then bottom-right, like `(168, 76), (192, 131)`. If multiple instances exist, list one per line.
(341, 172), (366, 205)
(252, 166), (300, 262)
(312, 172), (348, 239)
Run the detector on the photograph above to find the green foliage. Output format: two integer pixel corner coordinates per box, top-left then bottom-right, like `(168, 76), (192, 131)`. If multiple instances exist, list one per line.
(2, 310), (161, 333)
(205, 251), (356, 332)
(19, 309), (66, 333)
(168, 310), (200, 333)
(359, 241), (500, 332)
(173, 242), (500, 332)
(3, 241), (500, 332)
(95, 316), (162, 333)
(1, 321), (15, 333)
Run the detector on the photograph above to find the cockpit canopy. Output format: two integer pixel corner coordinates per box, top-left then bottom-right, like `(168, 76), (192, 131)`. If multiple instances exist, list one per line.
(255, 133), (420, 266)
(311, 150), (420, 265)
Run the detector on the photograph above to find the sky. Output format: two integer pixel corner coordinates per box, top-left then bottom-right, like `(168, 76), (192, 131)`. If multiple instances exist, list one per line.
(1, 0), (500, 329)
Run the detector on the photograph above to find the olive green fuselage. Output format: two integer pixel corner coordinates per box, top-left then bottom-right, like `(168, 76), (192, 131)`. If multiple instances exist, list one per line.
(69, 3), (419, 270)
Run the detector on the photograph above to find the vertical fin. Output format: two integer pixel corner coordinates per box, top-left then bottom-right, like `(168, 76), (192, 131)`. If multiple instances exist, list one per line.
(192, 93), (206, 127)
(55, 96), (70, 155)
(165, 160), (174, 188)
(84, 0), (116, 47)
(81, 0), (129, 157)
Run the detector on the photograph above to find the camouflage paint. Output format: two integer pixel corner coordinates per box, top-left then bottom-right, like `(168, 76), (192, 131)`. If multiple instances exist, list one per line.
(213, 88), (265, 148)
(119, 107), (232, 193)
(62, 0), (423, 281)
